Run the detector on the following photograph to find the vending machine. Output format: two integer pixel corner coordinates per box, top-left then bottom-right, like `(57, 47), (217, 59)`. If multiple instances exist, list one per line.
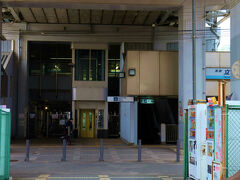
(206, 105), (222, 180)
(188, 103), (207, 180)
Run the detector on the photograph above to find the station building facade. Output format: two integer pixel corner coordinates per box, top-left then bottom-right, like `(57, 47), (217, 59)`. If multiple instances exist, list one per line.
(0, 0), (234, 145)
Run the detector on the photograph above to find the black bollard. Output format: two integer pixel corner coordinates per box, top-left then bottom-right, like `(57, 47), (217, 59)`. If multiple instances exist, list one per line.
(138, 139), (142, 162)
(61, 138), (67, 161)
(99, 139), (104, 161)
(176, 139), (180, 162)
(24, 139), (30, 162)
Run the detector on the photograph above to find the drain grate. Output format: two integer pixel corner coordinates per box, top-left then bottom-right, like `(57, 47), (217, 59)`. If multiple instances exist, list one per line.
(10, 159), (18, 162)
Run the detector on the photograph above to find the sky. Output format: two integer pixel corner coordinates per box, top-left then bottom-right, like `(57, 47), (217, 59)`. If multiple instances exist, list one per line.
(217, 17), (230, 51)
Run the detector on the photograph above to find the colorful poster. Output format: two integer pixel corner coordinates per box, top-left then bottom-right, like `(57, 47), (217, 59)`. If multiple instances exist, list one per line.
(212, 162), (221, 180)
(214, 108), (222, 163)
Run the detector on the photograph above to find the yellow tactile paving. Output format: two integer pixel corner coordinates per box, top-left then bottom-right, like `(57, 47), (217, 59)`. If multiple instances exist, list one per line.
(39, 174), (50, 178)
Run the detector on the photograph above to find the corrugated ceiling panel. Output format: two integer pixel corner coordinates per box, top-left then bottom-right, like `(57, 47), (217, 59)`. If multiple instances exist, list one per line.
(145, 11), (160, 25)
(43, 8), (58, 23)
(134, 11), (149, 25)
(56, 8), (68, 24)
(112, 11), (125, 24)
(102, 10), (113, 24)
(91, 10), (102, 24)
(19, 8), (36, 23)
(31, 8), (47, 23)
(123, 11), (138, 25)
(80, 10), (90, 24)
(68, 9), (79, 24)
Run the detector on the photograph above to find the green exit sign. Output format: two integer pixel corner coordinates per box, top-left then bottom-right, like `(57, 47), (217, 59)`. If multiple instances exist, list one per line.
(140, 99), (155, 104)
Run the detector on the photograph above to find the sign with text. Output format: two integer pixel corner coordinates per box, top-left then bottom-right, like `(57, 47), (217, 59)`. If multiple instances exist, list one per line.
(206, 68), (231, 79)
(107, 96), (134, 102)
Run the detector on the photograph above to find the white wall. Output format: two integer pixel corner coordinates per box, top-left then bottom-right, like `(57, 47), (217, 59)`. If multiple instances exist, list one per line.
(120, 102), (138, 144)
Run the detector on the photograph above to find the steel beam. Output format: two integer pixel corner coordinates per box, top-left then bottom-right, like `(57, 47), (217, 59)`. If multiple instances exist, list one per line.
(8, 7), (21, 22)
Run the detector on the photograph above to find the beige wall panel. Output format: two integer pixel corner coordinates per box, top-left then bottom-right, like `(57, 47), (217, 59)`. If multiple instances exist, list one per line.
(206, 52), (220, 67)
(159, 51), (178, 96)
(206, 80), (230, 96)
(74, 87), (107, 101)
(226, 81), (231, 96)
(219, 52), (230, 67)
(139, 51), (160, 95)
(126, 51), (140, 95)
(206, 81), (218, 96)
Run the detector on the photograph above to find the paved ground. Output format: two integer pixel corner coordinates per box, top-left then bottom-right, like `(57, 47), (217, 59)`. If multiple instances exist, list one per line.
(10, 139), (183, 180)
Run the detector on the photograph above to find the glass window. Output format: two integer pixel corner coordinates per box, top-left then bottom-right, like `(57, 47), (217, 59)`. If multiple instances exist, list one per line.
(167, 42), (178, 51)
(108, 60), (120, 77)
(89, 112), (92, 130)
(82, 112), (86, 130)
(75, 49), (105, 81)
(29, 42), (72, 76)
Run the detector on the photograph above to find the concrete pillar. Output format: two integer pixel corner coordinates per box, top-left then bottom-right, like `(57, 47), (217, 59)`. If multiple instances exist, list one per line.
(178, 0), (206, 146)
(17, 38), (28, 138)
(231, 3), (240, 100)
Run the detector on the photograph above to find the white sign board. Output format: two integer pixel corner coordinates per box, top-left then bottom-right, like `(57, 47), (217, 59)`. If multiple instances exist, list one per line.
(107, 96), (134, 102)
(206, 68), (231, 79)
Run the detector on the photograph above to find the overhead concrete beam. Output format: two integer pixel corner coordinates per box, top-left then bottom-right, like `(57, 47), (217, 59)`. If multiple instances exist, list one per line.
(2, 0), (230, 11)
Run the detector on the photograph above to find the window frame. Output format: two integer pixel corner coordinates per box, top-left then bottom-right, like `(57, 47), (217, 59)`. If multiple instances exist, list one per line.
(74, 48), (107, 82)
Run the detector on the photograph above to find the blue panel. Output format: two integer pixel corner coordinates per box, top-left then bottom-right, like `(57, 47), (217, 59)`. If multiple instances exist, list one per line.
(206, 75), (231, 80)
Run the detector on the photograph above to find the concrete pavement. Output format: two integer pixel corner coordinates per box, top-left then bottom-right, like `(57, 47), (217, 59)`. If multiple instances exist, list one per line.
(10, 139), (183, 180)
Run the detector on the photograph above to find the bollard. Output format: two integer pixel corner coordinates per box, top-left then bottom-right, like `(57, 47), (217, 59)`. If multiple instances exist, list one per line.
(138, 139), (142, 162)
(176, 139), (180, 162)
(99, 139), (104, 161)
(61, 138), (67, 162)
(24, 139), (30, 162)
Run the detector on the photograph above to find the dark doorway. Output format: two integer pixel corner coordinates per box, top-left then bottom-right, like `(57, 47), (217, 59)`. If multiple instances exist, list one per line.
(108, 44), (121, 138)
(138, 97), (178, 144)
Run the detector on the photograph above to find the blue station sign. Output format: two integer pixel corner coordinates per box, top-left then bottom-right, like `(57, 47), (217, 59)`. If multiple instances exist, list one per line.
(206, 68), (231, 80)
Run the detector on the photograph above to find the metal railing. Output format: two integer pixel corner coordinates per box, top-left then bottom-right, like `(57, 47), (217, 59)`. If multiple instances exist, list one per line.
(166, 124), (178, 143)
